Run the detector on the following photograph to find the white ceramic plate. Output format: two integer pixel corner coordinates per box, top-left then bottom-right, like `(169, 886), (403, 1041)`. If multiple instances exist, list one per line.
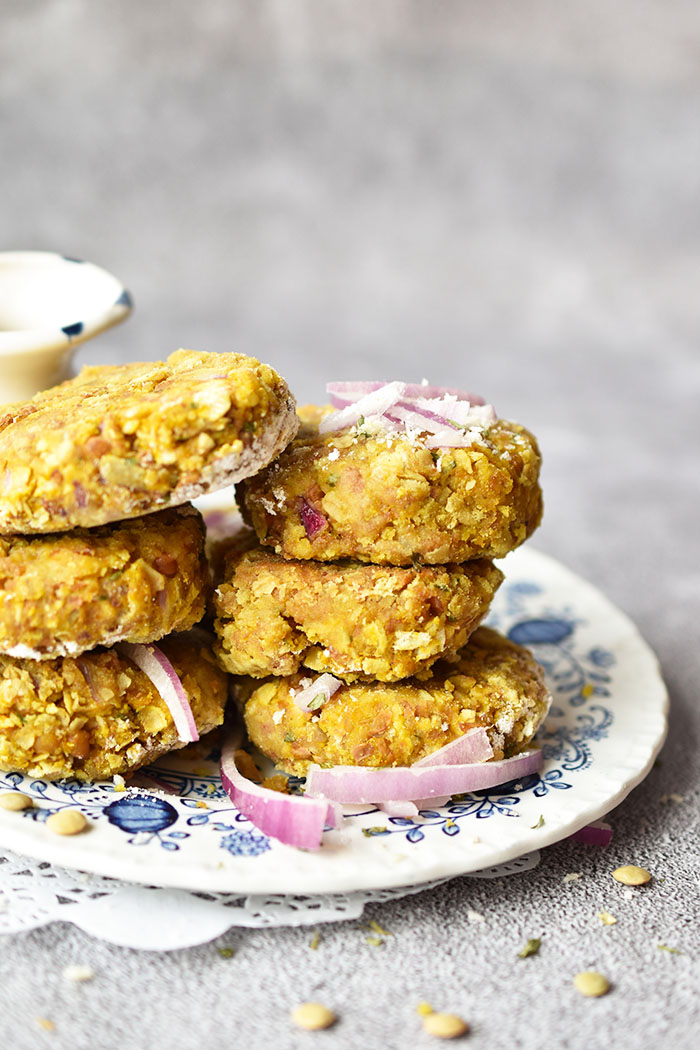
(0, 547), (668, 895)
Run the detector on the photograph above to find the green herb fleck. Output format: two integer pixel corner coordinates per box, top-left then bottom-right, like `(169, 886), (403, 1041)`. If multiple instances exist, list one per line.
(365, 935), (384, 947)
(518, 938), (541, 959)
(283, 732), (295, 743)
(309, 931), (320, 950)
(307, 693), (325, 712)
(362, 826), (389, 837)
(243, 420), (256, 432)
(326, 473), (338, 487)
(531, 815), (545, 829)
(658, 944), (684, 955)
(366, 919), (392, 937)
(218, 947), (235, 959)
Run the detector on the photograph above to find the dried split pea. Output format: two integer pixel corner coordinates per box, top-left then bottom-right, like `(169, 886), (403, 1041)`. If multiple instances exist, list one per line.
(0, 792), (33, 811)
(612, 865), (651, 886)
(46, 809), (88, 836)
(573, 971), (610, 997)
(422, 1012), (469, 1039)
(291, 1002), (336, 1031)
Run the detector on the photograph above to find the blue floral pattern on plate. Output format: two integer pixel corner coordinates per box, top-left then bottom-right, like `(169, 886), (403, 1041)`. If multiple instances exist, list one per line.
(0, 572), (616, 855)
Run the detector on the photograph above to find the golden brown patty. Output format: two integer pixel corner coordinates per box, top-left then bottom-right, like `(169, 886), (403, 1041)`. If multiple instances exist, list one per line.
(0, 505), (209, 660)
(0, 633), (227, 780)
(238, 412), (542, 565)
(0, 349), (298, 534)
(239, 627), (550, 774)
(214, 535), (503, 681)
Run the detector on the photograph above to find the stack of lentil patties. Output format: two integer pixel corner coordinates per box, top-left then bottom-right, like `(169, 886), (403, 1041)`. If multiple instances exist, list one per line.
(215, 390), (550, 799)
(0, 350), (298, 782)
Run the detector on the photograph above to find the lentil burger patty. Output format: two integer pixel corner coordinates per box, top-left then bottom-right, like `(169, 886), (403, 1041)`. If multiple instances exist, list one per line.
(0, 349), (298, 534)
(0, 633), (227, 780)
(0, 505), (209, 660)
(214, 535), (503, 681)
(238, 627), (550, 774)
(238, 410), (542, 565)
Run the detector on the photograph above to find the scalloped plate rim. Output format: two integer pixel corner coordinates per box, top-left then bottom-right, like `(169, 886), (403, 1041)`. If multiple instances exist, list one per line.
(0, 547), (669, 895)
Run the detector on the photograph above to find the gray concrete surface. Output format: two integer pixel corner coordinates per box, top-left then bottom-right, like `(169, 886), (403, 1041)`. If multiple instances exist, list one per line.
(0, 3), (699, 1048)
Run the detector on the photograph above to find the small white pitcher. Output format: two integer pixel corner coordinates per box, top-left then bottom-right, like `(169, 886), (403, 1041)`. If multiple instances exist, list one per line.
(0, 251), (132, 404)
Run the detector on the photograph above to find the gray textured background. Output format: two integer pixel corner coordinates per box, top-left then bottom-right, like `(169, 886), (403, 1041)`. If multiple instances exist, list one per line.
(1, 3), (699, 1048)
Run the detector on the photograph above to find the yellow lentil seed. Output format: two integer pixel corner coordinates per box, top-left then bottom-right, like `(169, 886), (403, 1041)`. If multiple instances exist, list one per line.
(612, 865), (651, 886)
(290, 1002), (336, 1031)
(573, 971), (610, 997)
(422, 1012), (469, 1039)
(416, 1001), (434, 1017)
(46, 809), (88, 836)
(0, 792), (33, 811)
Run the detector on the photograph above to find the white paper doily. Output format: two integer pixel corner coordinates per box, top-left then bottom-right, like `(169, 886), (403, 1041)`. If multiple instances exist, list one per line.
(0, 848), (541, 950)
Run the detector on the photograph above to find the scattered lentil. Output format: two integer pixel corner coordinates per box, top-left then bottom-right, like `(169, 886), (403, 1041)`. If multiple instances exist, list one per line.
(36, 1018), (55, 1031)
(0, 792), (32, 811)
(62, 965), (95, 982)
(422, 1012), (469, 1039)
(573, 971), (610, 997)
(518, 938), (541, 958)
(291, 1002), (336, 1031)
(598, 911), (617, 926)
(416, 1002), (434, 1017)
(46, 809), (88, 836)
(366, 919), (392, 937)
(309, 931), (320, 950)
(563, 872), (582, 883)
(612, 865), (651, 886)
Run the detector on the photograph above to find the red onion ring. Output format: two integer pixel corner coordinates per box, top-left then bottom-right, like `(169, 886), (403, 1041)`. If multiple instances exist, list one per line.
(220, 736), (340, 850)
(117, 642), (198, 743)
(413, 728), (493, 766)
(304, 749), (543, 805)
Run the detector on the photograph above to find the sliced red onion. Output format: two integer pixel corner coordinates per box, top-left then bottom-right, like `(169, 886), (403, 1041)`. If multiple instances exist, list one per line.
(327, 381), (486, 406)
(299, 497), (326, 539)
(117, 642), (198, 743)
(413, 728), (493, 767)
(318, 381), (405, 434)
(220, 737), (339, 850)
(320, 381), (497, 446)
(569, 821), (613, 846)
(305, 749), (543, 804)
(292, 673), (343, 713)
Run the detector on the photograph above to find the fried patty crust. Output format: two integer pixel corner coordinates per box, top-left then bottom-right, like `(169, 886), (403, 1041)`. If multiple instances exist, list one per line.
(0, 506), (208, 660)
(238, 412), (542, 565)
(239, 627), (550, 774)
(214, 536), (503, 681)
(0, 633), (227, 780)
(0, 349), (298, 534)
